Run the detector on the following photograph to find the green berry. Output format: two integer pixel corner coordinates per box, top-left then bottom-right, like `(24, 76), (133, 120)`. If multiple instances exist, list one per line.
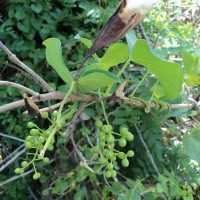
(98, 157), (107, 165)
(93, 146), (101, 153)
(106, 163), (113, 170)
(27, 122), (35, 129)
(43, 157), (49, 163)
(105, 150), (113, 159)
(118, 152), (125, 159)
(122, 159), (129, 167)
(30, 129), (40, 136)
(106, 134), (115, 144)
(127, 150), (134, 157)
(111, 170), (117, 178)
(110, 156), (117, 162)
(53, 110), (58, 117)
(38, 136), (45, 144)
(118, 138), (127, 147)
(21, 161), (29, 168)
(120, 127), (128, 135)
(47, 144), (54, 151)
(125, 132), (134, 141)
(99, 134), (106, 142)
(99, 141), (105, 148)
(14, 168), (22, 174)
(25, 136), (34, 142)
(102, 149), (108, 156)
(101, 125), (111, 134)
(41, 112), (49, 119)
(25, 142), (33, 149)
(120, 127), (129, 137)
(105, 170), (112, 178)
(33, 172), (41, 180)
(95, 120), (103, 128)
(44, 131), (51, 138)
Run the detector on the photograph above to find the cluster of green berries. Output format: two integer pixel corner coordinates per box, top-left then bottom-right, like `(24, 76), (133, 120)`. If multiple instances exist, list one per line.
(92, 121), (135, 178)
(14, 110), (65, 179)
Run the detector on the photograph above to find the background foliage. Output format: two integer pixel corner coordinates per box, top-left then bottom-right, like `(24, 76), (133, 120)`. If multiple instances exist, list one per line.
(0, 0), (200, 199)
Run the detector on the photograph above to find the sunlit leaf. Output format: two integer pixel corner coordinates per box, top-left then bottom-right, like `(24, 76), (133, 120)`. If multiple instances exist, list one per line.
(131, 40), (183, 100)
(75, 70), (119, 93)
(100, 43), (129, 70)
(43, 38), (72, 86)
(183, 125), (200, 162)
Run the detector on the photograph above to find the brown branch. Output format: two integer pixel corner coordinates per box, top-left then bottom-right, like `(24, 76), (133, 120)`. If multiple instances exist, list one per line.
(0, 41), (54, 92)
(0, 92), (98, 113)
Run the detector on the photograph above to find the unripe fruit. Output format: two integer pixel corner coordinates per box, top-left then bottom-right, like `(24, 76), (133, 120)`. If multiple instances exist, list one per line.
(41, 112), (49, 119)
(101, 125), (111, 134)
(106, 134), (115, 144)
(14, 168), (22, 174)
(98, 157), (107, 164)
(118, 152), (125, 159)
(106, 163), (113, 170)
(25, 142), (33, 149)
(126, 132), (134, 141)
(95, 120), (103, 128)
(127, 150), (134, 157)
(111, 170), (117, 178)
(122, 159), (129, 167)
(21, 161), (29, 168)
(93, 146), (101, 153)
(43, 157), (49, 163)
(120, 127), (129, 136)
(33, 172), (41, 180)
(118, 138), (127, 147)
(30, 129), (40, 136)
(105, 170), (112, 178)
(47, 144), (54, 151)
(27, 122), (35, 129)
(53, 110), (58, 117)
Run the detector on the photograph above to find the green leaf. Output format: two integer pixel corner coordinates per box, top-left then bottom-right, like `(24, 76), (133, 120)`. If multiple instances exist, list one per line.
(75, 35), (99, 61)
(100, 43), (129, 70)
(131, 40), (183, 100)
(75, 70), (119, 93)
(183, 51), (200, 75)
(186, 74), (200, 86)
(126, 30), (137, 57)
(43, 38), (72, 86)
(150, 84), (165, 99)
(169, 108), (197, 117)
(183, 125), (200, 162)
(126, 188), (141, 200)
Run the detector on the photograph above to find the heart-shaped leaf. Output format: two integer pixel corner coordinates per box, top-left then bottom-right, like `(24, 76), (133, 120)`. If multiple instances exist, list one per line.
(100, 43), (129, 70)
(43, 38), (72, 86)
(75, 70), (119, 93)
(131, 40), (183, 100)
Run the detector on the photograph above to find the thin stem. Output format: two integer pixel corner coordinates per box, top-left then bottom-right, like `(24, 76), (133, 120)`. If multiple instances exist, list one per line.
(117, 58), (131, 77)
(129, 70), (149, 97)
(57, 81), (75, 120)
(134, 124), (160, 176)
(0, 132), (24, 142)
(98, 89), (109, 125)
(105, 58), (131, 96)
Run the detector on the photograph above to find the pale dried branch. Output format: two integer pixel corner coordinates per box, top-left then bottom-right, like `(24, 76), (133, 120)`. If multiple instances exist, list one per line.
(66, 103), (94, 172)
(0, 41), (54, 92)
(135, 124), (160, 176)
(0, 81), (39, 96)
